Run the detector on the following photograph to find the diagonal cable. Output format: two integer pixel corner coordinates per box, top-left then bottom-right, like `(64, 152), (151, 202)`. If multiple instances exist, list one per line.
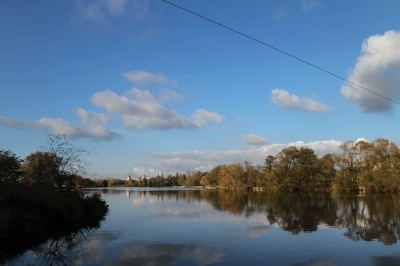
(162, 0), (399, 105)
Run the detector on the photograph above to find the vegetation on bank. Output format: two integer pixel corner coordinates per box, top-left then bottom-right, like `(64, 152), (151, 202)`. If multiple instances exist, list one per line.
(0, 134), (109, 262)
(122, 138), (400, 192)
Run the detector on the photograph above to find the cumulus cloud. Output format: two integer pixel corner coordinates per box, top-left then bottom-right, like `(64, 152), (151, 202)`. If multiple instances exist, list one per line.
(190, 109), (225, 128)
(0, 109), (119, 141)
(241, 134), (269, 146)
(158, 88), (184, 103)
(340, 30), (400, 114)
(91, 88), (224, 130)
(271, 89), (330, 113)
(301, 0), (322, 11)
(74, 108), (120, 139)
(123, 71), (178, 87)
(355, 137), (368, 144)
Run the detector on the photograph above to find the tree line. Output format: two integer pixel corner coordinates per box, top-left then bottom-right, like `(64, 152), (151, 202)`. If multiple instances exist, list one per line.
(124, 138), (400, 192)
(3, 136), (397, 192)
(0, 134), (98, 189)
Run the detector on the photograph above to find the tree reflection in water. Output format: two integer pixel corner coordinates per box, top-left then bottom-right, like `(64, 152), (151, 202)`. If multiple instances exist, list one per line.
(6, 189), (400, 265)
(335, 194), (400, 245)
(4, 227), (96, 266)
(116, 189), (400, 245)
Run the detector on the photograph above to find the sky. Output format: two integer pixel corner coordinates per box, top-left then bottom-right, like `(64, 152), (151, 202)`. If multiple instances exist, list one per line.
(1, 0), (399, 179)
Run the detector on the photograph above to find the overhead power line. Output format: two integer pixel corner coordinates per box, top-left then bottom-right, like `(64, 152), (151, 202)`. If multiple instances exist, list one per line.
(162, 0), (399, 105)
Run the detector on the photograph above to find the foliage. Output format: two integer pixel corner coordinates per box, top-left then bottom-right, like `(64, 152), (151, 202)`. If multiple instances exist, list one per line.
(177, 174), (187, 186)
(333, 139), (400, 192)
(0, 150), (23, 187)
(202, 165), (224, 187)
(185, 171), (204, 187)
(73, 175), (96, 188)
(20, 151), (58, 189)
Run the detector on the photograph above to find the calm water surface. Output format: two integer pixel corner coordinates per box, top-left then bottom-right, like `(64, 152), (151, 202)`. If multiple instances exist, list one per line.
(12, 188), (400, 265)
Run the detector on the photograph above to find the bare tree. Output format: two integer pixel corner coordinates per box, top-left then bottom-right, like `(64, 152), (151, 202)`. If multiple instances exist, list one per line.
(42, 133), (96, 190)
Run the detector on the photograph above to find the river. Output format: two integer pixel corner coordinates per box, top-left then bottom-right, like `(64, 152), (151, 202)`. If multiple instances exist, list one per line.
(8, 188), (400, 265)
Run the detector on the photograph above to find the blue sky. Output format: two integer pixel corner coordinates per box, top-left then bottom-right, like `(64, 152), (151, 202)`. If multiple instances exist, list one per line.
(1, 0), (399, 179)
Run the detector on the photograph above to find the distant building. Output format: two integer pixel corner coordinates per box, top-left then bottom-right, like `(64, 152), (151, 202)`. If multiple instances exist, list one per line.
(126, 175), (132, 181)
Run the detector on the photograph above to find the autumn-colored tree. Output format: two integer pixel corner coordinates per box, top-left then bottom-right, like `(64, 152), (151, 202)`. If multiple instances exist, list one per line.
(273, 146), (299, 190)
(177, 174), (186, 186)
(202, 165), (225, 187)
(219, 163), (246, 189)
(21, 152), (56, 189)
(314, 154), (336, 190)
(333, 141), (359, 191)
(185, 171), (204, 187)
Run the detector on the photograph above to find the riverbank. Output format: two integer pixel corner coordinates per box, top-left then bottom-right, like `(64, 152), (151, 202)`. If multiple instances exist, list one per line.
(0, 188), (109, 264)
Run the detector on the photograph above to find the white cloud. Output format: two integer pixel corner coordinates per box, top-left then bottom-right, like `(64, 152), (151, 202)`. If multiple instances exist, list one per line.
(301, 0), (322, 11)
(355, 137), (368, 144)
(132, 166), (146, 177)
(0, 110), (119, 141)
(241, 134), (269, 146)
(190, 109), (225, 128)
(0, 115), (24, 128)
(74, 108), (119, 140)
(340, 30), (400, 114)
(136, 139), (343, 176)
(271, 89), (330, 113)
(91, 88), (224, 130)
(30, 118), (84, 137)
(123, 71), (178, 87)
(158, 88), (184, 103)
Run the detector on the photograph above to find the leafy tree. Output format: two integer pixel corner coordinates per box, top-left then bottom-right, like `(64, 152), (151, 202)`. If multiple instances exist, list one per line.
(21, 151), (56, 189)
(314, 154), (336, 189)
(242, 161), (258, 188)
(219, 163), (246, 189)
(148, 177), (157, 187)
(19, 133), (94, 190)
(185, 171), (204, 187)
(0, 150), (23, 187)
(177, 174), (186, 186)
(273, 146), (299, 190)
(263, 155), (276, 172)
(333, 141), (359, 191)
(296, 147), (318, 191)
(202, 165), (224, 187)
